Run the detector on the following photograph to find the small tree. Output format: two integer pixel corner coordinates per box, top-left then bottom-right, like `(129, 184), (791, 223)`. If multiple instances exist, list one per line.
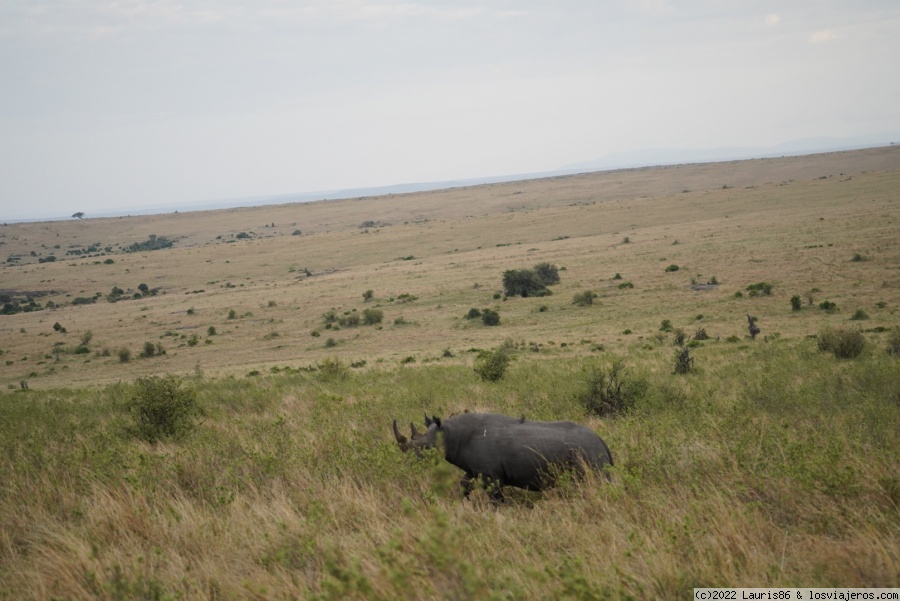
(72, 212), (85, 219)
(533, 262), (560, 286)
(790, 295), (802, 311)
(362, 289), (374, 302)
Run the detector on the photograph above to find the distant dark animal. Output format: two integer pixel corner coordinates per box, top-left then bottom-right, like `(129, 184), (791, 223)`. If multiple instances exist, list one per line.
(392, 412), (613, 501)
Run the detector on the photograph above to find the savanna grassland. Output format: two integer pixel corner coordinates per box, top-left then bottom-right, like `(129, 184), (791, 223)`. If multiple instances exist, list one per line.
(1, 147), (899, 599)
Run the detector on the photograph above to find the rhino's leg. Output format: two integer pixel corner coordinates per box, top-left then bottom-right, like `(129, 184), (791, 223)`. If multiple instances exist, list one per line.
(459, 474), (475, 498)
(486, 481), (505, 504)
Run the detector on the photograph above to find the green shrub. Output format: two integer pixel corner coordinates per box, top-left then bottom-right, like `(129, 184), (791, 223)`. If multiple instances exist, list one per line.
(339, 313), (361, 327)
(465, 308), (482, 320)
(617, 281), (634, 289)
(694, 327), (709, 341)
(819, 300), (839, 313)
(849, 309), (869, 321)
(474, 348), (511, 382)
(502, 269), (548, 297)
(660, 319), (673, 332)
(533, 262), (560, 286)
(129, 375), (200, 443)
(817, 327), (866, 359)
(117, 347), (132, 363)
(362, 308), (383, 325)
(317, 357), (349, 379)
(791, 295), (802, 311)
(481, 309), (500, 326)
(362, 289), (374, 302)
(746, 282), (773, 297)
(665, 264), (680, 272)
(673, 347), (694, 374)
(572, 290), (597, 306)
(577, 360), (646, 417)
(887, 328), (900, 357)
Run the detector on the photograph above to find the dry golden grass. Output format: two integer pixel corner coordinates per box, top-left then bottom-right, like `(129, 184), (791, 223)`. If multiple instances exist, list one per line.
(2, 146), (899, 389)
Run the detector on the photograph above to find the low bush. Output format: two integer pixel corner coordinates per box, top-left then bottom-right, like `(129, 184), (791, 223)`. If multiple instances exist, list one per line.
(481, 309), (500, 326)
(473, 348), (511, 382)
(129, 375), (200, 443)
(665, 264), (680, 272)
(817, 327), (866, 359)
(888, 328), (900, 357)
(746, 282), (773, 297)
(819, 300), (839, 313)
(577, 359), (646, 417)
(572, 290), (598, 306)
(362, 308), (384, 325)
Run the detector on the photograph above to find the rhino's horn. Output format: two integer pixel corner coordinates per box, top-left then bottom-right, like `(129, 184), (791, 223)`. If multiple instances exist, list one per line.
(410, 422), (420, 438)
(392, 420), (408, 444)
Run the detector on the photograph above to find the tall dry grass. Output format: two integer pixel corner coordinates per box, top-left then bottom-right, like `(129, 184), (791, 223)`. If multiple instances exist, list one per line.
(1, 341), (898, 599)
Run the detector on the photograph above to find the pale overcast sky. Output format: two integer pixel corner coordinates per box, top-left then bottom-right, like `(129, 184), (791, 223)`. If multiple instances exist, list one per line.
(1, 1), (898, 220)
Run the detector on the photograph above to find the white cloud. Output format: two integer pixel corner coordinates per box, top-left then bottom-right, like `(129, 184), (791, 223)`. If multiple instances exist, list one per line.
(765, 13), (779, 27)
(810, 29), (837, 44)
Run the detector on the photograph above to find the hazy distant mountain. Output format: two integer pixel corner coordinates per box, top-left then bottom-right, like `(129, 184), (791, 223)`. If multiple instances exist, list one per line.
(84, 133), (899, 219)
(560, 133), (900, 173)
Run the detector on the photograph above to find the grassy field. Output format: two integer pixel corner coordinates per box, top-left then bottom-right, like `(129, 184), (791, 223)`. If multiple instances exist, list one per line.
(1, 147), (899, 598)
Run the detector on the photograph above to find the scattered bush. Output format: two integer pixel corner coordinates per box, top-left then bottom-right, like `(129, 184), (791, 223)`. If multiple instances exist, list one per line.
(673, 346), (694, 374)
(572, 290), (598, 307)
(819, 300), (839, 313)
(612, 273), (623, 280)
(660, 319), (673, 332)
(617, 281), (634, 289)
(317, 357), (348, 380)
(502, 263), (560, 297)
(362, 308), (383, 325)
(473, 348), (511, 382)
(363, 289), (374, 302)
(887, 328), (900, 357)
(481, 309), (501, 326)
(532, 262), (560, 286)
(128, 375), (200, 443)
(207, 326), (217, 336)
(673, 329), (687, 346)
(850, 253), (868, 262)
(694, 328), (709, 341)
(465, 308), (482, 320)
(117, 347), (132, 363)
(849, 309), (869, 321)
(791, 295), (802, 311)
(578, 360), (646, 417)
(817, 327), (866, 359)
(746, 282), (773, 297)
(338, 313), (361, 327)
(665, 264), (680, 272)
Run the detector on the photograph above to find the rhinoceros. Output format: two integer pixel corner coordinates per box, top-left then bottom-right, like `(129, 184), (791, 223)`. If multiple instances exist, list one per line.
(392, 412), (613, 501)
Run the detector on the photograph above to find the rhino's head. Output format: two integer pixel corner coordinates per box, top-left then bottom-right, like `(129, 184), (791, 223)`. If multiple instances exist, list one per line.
(392, 414), (442, 454)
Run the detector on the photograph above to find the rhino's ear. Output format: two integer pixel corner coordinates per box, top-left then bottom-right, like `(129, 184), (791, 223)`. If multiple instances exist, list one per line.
(410, 422), (420, 438)
(392, 420), (408, 445)
(433, 416), (442, 428)
(424, 413), (433, 427)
